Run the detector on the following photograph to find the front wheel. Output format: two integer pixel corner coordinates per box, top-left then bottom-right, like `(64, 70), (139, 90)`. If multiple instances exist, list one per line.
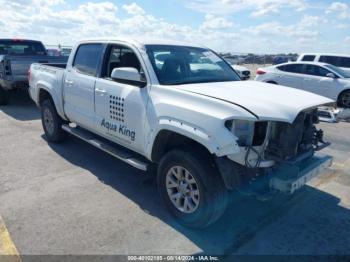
(41, 99), (66, 143)
(338, 90), (350, 108)
(157, 148), (228, 228)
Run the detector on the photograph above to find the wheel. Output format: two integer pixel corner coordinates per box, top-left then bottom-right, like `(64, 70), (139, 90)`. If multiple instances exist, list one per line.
(41, 99), (66, 142)
(338, 90), (350, 108)
(157, 148), (228, 228)
(0, 87), (9, 105)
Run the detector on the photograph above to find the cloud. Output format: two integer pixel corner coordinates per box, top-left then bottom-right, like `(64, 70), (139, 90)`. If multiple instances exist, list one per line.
(0, 0), (348, 54)
(346, 36), (350, 44)
(0, 0), (240, 51)
(122, 3), (145, 15)
(200, 14), (233, 30)
(299, 15), (325, 27)
(184, 0), (307, 17)
(326, 2), (350, 19)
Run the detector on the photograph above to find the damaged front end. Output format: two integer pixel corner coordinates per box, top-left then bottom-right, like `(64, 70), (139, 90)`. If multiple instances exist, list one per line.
(217, 109), (333, 194)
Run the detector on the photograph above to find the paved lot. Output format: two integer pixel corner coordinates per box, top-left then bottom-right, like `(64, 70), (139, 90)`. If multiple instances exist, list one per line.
(0, 92), (350, 256)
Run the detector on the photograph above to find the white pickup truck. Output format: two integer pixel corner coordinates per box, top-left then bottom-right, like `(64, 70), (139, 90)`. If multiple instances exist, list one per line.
(29, 38), (333, 228)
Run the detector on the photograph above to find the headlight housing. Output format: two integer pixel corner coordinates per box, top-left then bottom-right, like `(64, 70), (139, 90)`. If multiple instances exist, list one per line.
(225, 120), (268, 147)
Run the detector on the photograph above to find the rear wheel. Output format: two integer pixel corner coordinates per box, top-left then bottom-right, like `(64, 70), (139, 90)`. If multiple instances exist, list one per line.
(338, 90), (350, 108)
(0, 87), (9, 105)
(157, 148), (228, 228)
(41, 99), (66, 143)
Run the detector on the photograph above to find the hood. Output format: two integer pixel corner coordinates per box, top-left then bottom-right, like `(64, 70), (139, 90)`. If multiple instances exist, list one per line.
(177, 81), (334, 123)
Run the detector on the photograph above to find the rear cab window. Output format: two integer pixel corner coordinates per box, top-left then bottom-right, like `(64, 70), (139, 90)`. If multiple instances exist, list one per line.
(73, 44), (104, 76)
(319, 56), (340, 66)
(0, 39), (47, 56)
(301, 55), (315, 62)
(339, 57), (350, 68)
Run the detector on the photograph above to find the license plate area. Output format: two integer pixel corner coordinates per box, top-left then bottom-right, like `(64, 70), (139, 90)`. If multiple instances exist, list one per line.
(270, 155), (333, 194)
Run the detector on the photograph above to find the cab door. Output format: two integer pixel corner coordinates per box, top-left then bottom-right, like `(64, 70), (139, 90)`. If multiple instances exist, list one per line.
(94, 44), (149, 153)
(64, 43), (104, 130)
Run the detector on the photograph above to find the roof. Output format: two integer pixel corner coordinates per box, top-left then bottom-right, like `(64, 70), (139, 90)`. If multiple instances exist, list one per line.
(0, 38), (43, 42)
(299, 53), (350, 58)
(275, 61), (330, 67)
(77, 37), (206, 49)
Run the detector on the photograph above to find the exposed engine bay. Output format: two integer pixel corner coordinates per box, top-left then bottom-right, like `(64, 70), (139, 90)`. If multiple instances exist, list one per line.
(219, 108), (331, 191)
(225, 108), (330, 168)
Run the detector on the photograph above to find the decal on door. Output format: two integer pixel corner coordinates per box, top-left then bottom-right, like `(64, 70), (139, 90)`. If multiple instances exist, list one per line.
(100, 95), (136, 142)
(109, 95), (125, 122)
(100, 119), (136, 142)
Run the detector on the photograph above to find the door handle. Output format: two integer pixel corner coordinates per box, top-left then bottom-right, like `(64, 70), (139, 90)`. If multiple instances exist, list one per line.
(65, 80), (74, 85)
(95, 88), (107, 94)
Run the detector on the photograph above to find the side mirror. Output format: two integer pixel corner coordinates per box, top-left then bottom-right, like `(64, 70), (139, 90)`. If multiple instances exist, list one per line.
(326, 73), (336, 79)
(111, 67), (146, 87)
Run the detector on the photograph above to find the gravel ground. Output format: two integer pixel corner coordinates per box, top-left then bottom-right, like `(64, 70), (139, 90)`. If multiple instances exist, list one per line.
(0, 91), (349, 256)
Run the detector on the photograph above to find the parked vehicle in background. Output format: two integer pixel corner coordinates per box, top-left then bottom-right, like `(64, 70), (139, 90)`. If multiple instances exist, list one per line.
(255, 62), (350, 108)
(0, 39), (68, 105)
(272, 55), (297, 65)
(231, 64), (251, 80)
(29, 38), (332, 228)
(47, 49), (62, 57)
(298, 53), (350, 74)
(222, 57), (251, 80)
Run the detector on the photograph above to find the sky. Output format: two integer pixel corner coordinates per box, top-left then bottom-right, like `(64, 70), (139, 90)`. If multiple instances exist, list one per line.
(0, 0), (349, 54)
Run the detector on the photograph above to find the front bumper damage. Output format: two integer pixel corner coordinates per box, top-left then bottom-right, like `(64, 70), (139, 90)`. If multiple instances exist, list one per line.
(269, 155), (333, 194)
(216, 154), (333, 195)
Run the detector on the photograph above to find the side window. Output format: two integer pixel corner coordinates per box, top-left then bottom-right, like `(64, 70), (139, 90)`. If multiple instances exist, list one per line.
(304, 65), (330, 77)
(73, 44), (103, 76)
(278, 64), (303, 73)
(301, 55), (315, 62)
(319, 56), (340, 66)
(339, 57), (350, 68)
(102, 45), (141, 78)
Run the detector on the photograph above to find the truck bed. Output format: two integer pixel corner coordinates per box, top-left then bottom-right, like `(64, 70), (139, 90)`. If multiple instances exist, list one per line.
(0, 55), (68, 90)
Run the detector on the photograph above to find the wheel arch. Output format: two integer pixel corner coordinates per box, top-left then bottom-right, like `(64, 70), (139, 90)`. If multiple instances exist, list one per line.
(37, 84), (67, 120)
(151, 129), (214, 163)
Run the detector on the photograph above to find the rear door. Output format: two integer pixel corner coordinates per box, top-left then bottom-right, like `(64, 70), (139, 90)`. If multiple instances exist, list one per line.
(64, 43), (104, 130)
(94, 44), (149, 153)
(275, 64), (304, 89)
(300, 64), (339, 99)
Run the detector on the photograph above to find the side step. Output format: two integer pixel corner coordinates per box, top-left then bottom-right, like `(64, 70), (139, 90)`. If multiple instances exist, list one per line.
(62, 125), (149, 171)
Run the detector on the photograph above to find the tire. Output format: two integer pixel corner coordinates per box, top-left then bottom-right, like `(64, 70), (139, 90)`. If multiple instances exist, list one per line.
(157, 148), (228, 228)
(41, 99), (66, 143)
(0, 87), (9, 105)
(338, 90), (350, 108)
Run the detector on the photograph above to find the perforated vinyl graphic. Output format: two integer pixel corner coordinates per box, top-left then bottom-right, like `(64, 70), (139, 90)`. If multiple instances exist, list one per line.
(109, 95), (125, 122)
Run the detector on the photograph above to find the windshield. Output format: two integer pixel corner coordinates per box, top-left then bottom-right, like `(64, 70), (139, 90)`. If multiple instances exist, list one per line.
(324, 64), (350, 78)
(0, 40), (47, 56)
(145, 45), (241, 85)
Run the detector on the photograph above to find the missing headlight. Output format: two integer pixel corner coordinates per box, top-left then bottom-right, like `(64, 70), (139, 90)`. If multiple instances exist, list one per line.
(225, 120), (268, 147)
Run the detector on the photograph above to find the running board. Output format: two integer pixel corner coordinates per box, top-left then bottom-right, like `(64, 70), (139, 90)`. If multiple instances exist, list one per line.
(62, 125), (149, 171)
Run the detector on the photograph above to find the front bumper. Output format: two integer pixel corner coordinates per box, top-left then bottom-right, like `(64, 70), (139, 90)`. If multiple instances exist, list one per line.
(270, 155), (333, 194)
(216, 155), (333, 194)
